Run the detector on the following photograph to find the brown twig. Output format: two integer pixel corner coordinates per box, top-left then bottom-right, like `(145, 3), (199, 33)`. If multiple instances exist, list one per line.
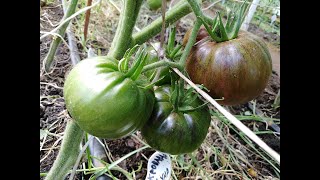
(83, 0), (93, 41)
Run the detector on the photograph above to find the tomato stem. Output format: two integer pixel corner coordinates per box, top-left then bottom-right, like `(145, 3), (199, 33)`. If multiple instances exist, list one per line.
(45, 121), (84, 180)
(142, 60), (182, 73)
(44, 0), (79, 72)
(179, 18), (202, 67)
(107, 0), (143, 60)
(186, 0), (205, 18)
(132, 0), (198, 45)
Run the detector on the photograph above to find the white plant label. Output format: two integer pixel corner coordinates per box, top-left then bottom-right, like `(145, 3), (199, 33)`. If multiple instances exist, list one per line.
(145, 151), (171, 180)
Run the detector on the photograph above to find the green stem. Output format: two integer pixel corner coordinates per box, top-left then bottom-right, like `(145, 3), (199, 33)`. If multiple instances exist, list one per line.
(132, 0), (199, 45)
(45, 121), (84, 180)
(179, 19), (202, 66)
(142, 60), (183, 73)
(107, 0), (143, 60)
(186, 0), (205, 18)
(44, 0), (79, 72)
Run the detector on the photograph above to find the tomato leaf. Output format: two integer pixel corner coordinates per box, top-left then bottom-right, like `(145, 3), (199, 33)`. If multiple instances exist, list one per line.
(183, 92), (199, 105)
(179, 102), (209, 113)
(169, 45), (182, 59)
(124, 44), (140, 72)
(131, 50), (148, 81)
(167, 26), (176, 53)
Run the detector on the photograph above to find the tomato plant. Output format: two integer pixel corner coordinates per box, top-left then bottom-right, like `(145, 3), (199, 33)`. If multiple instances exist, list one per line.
(141, 84), (211, 155)
(45, 0), (279, 179)
(183, 3), (272, 105)
(64, 49), (155, 139)
(144, 27), (183, 86)
(144, 45), (171, 86)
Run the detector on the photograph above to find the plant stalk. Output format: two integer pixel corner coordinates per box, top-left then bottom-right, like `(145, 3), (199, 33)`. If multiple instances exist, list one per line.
(179, 19), (202, 66)
(62, 0), (81, 65)
(45, 121), (84, 180)
(107, 0), (143, 60)
(132, 0), (199, 45)
(44, 0), (79, 72)
(142, 59), (182, 73)
(186, 0), (205, 18)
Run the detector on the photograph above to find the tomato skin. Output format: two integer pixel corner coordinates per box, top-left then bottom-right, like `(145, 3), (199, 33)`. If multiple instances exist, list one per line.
(64, 56), (155, 139)
(141, 86), (211, 155)
(184, 27), (272, 105)
(147, 0), (162, 10)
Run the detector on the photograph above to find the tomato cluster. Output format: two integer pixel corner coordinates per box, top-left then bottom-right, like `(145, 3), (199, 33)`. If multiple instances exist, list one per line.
(64, 6), (272, 154)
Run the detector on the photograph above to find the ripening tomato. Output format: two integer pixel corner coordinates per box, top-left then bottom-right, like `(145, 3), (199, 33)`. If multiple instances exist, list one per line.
(141, 85), (211, 155)
(184, 27), (272, 105)
(64, 56), (155, 139)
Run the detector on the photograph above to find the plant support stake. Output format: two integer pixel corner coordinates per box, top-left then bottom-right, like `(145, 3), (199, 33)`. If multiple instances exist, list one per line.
(241, 0), (260, 30)
(172, 68), (280, 164)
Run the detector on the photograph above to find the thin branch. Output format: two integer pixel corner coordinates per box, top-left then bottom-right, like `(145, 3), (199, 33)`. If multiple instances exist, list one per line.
(40, 0), (102, 40)
(62, 0), (80, 65)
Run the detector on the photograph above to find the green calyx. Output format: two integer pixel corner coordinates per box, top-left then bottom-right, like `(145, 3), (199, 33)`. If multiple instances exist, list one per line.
(200, 0), (249, 42)
(118, 45), (148, 81)
(165, 26), (183, 60)
(169, 74), (208, 113)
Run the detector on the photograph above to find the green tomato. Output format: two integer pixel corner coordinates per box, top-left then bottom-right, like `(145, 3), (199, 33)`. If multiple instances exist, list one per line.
(141, 85), (211, 155)
(64, 56), (155, 139)
(146, 0), (172, 11)
(147, 0), (162, 10)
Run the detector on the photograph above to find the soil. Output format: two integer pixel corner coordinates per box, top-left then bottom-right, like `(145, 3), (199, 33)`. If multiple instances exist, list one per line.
(40, 1), (280, 179)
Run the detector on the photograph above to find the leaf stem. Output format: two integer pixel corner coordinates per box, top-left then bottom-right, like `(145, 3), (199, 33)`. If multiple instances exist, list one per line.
(142, 59), (182, 73)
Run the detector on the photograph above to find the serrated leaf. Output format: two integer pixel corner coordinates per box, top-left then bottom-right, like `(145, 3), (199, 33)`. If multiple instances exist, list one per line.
(169, 45), (182, 59)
